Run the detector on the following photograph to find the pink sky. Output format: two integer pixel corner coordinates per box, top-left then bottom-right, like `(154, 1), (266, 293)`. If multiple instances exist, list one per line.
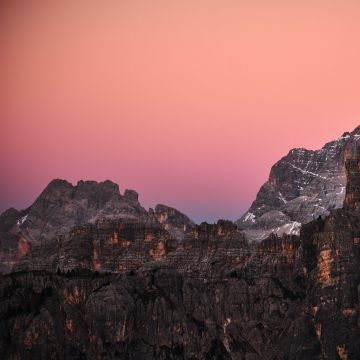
(1, 0), (360, 222)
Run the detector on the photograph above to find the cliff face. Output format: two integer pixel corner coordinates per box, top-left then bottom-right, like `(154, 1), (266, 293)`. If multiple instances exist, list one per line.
(0, 218), (304, 359)
(154, 204), (195, 241)
(1, 213), (359, 359)
(0, 266), (304, 360)
(236, 126), (360, 241)
(15, 218), (177, 273)
(13, 179), (147, 243)
(344, 146), (360, 211)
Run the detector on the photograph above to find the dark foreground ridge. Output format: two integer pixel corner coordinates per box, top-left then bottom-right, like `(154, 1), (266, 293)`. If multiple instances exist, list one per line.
(1, 131), (360, 359)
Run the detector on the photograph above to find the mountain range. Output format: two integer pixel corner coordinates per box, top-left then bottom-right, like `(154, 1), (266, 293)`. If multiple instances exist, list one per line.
(1, 126), (360, 359)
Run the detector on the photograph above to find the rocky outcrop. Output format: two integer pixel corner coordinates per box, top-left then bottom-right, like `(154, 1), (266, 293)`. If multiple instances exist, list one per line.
(0, 208), (28, 273)
(237, 125), (360, 240)
(15, 218), (177, 274)
(0, 180), (195, 273)
(154, 204), (195, 241)
(14, 179), (148, 244)
(344, 146), (360, 211)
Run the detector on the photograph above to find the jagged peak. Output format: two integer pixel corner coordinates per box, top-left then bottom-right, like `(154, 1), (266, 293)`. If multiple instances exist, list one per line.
(41, 179), (121, 198)
(155, 204), (176, 213)
(237, 125), (360, 240)
(155, 204), (194, 223)
(285, 126), (360, 157)
(0, 207), (20, 218)
(351, 124), (360, 136)
(123, 189), (139, 202)
(76, 179), (120, 193)
(47, 178), (73, 189)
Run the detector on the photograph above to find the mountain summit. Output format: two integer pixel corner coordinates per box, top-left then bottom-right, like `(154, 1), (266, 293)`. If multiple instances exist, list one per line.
(0, 179), (194, 273)
(237, 125), (360, 240)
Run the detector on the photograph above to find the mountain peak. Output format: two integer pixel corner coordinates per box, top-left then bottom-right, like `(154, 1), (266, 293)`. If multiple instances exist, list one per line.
(46, 178), (73, 189)
(351, 124), (360, 135)
(155, 204), (195, 240)
(237, 125), (360, 240)
(123, 189), (139, 202)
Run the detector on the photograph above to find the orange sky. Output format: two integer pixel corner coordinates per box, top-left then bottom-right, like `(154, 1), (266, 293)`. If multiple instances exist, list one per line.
(1, 0), (359, 222)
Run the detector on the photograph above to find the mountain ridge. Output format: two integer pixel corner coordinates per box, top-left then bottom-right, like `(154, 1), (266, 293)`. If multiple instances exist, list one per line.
(0, 178), (195, 273)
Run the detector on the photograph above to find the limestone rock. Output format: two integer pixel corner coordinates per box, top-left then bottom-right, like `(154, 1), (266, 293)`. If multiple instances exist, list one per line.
(0, 180), (194, 273)
(237, 125), (360, 240)
(154, 204), (195, 241)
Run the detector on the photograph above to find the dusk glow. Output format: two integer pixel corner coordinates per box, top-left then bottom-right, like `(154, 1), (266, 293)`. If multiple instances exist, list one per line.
(1, 0), (359, 222)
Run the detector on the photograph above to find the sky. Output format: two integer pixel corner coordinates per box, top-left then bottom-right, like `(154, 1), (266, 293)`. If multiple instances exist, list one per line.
(0, 0), (359, 223)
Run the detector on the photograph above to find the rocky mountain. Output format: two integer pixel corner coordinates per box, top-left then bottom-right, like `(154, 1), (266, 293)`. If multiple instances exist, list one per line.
(0, 179), (194, 273)
(153, 204), (195, 241)
(2, 144), (360, 359)
(236, 125), (360, 241)
(2, 128), (360, 359)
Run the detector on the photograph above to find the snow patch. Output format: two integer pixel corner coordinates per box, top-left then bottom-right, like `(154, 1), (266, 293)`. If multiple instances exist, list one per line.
(244, 212), (256, 222)
(338, 134), (350, 140)
(17, 214), (28, 226)
(314, 204), (326, 211)
(268, 221), (302, 238)
(285, 161), (328, 180)
(288, 221), (301, 235)
(278, 192), (287, 204)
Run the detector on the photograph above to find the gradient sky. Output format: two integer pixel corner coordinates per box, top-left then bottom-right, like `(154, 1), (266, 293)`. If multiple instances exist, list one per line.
(1, 0), (359, 223)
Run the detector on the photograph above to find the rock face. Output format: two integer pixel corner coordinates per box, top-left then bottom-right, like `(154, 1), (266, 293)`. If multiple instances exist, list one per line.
(0, 180), (194, 273)
(15, 218), (178, 274)
(14, 179), (147, 243)
(344, 146), (360, 211)
(0, 208), (28, 273)
(237, 125), (360, 241)
(154, 204), (195, 241)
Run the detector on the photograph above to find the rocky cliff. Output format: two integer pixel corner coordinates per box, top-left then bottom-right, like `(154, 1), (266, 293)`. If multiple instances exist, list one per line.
(236, 125), (360, 241)
(0, 180), (194, 273)
(154, 204), (195, 241)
